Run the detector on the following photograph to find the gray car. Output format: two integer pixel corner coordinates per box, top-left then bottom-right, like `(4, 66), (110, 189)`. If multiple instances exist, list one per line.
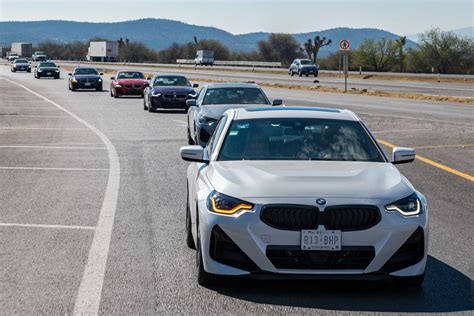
(186, 83), (282, 146)
(11, 58), (31, 72)
(289, 59), (319, 77)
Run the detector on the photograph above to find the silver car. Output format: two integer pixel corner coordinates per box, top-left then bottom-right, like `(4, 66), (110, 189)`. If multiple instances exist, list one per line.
(186, 83), (282, 146)
(181, 106), (428, 287)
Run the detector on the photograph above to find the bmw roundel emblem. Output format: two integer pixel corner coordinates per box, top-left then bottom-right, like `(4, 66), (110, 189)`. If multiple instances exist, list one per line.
(316, 198), (327, 206)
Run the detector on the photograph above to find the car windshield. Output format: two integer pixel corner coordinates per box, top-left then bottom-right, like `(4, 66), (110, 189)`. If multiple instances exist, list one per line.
(218, 118), (384, 162)
(74, 68), (98, 75)
(300, 60), (313, 65)
(35, 52), (45, 55)
(39, 62), (56, 67)
(117, 71), (144, 79)
(202, 87), (270, 105)
(15, 59), (28, 63)
(153, 76), (190, 87)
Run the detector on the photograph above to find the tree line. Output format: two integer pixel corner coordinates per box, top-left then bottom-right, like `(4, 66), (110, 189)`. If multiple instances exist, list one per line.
(34, 28), (473, 74)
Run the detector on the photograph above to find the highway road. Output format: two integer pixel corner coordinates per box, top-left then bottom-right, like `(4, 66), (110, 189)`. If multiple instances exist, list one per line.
(0, 67), (473, 314)
(56, 61), (474, 99)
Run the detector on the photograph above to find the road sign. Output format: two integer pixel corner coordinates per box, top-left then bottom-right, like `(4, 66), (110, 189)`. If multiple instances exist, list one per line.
(339, 39), (350, 51)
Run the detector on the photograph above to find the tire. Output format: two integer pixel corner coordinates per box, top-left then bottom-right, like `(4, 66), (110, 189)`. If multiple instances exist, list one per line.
(305, 73), (309, 77)
(314, 73), (318, 77)
(96, 86), (103, 92)
(196, 213), (218, 286)
(113, 91), (119, 98)
(148, 102), (154, 113)
(187, 127), (195, 145)
(394, 273), (425, 287)
(54, 75), (59, 79)
(186, 187), (196, 249)
(298, 70), (302, 77)
(143, 98), (148, 111)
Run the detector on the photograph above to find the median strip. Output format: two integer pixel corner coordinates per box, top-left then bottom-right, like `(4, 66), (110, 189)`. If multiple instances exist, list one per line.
(377, 139), (474, 182)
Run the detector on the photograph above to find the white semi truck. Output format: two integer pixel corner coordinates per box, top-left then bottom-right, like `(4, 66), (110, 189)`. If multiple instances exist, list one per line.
(11, 42), (33, 58)
(86, 41), (119, 62)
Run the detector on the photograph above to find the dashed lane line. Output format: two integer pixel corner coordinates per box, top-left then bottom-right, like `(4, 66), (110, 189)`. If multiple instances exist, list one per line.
(0, 145), (106, 150)
(2, 77), (121, 315)
(378, 139), (474, 182)
(0, 167), (108, 171)
(0, 223), (95, 230)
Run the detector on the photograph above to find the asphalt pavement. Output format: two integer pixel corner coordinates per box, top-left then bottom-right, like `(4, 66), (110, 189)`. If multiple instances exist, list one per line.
(0, 67), (473, 314)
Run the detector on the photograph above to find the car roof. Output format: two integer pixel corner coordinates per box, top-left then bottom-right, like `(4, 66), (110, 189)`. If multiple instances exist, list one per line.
(204, 82), (260, 89)
(74, 67), (96, 69)
(231, 106), (359, 121)
(153, 74), (187, 78)
(117, 70), (144, 73)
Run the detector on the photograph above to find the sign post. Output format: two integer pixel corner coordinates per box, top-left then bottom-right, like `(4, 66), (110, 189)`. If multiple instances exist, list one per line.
(339, 39), (350, 92)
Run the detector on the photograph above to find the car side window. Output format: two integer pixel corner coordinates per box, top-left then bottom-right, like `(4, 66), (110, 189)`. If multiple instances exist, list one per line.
(208, 116), (228, 155)
(197, 88), (206, 105)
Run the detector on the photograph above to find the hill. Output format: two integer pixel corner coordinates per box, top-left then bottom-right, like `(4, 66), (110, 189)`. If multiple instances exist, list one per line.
(0, 18), (417, 56)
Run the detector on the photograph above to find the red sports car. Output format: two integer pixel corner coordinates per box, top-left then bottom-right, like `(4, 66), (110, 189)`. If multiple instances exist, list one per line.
(110, 70), (149, 98)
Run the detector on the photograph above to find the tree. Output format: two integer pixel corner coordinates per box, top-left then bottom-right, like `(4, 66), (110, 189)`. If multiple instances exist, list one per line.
(353, 38), (398, 71)
(418, 28), (474, 74)
(395, 36), (407, 72)
(302, 36), (332, 64)
(257, 33), (301, 66)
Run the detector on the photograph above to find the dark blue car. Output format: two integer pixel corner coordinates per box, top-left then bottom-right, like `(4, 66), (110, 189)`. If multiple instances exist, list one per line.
(143, 75), (198, 113)
(68, 67), (103, 91)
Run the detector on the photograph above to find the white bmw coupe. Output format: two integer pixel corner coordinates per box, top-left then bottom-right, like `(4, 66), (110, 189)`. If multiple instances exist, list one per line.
(181, 106), (428, 287)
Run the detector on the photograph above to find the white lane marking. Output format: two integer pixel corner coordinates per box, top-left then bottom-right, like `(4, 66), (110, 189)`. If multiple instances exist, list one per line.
(0, 167), (108, 171)
(0, 114), (71, 118)
(0, 106), (54, 109)
(0, 142), (105, 146)
(173, 119), (187, 124)
(0, 223), (95, 230)
(0, 145), (106, 150)
(2, 77), (120, 315)
(0, 127), (88, 130)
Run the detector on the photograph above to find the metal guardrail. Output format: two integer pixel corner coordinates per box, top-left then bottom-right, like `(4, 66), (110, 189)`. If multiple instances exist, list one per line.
(176, 59), (282, 68)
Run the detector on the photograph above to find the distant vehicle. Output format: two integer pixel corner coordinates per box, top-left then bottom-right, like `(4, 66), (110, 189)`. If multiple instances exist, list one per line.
(68, 67), (103, 91)
(110, 71), (148, 98)
(86, 41), (119, 62)
(10, 58), (31, 72)
(0, 46), (10, 58)
(186, 83), (281, 146)
(7, 52), (19, 62)
(181, 106), (427, 287)
(32, 51), (47, 62)
(11, 42), (33, 58)
(34, 61), (60, 79)
(289, 59), (319, 77)
(143, 75), (198, 113)
(195, 50), (214, 66)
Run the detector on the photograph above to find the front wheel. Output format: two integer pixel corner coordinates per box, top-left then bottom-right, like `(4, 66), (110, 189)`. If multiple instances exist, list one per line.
(298, 71), (302, 77)
(196, 214), (219, 286)
(186, 188), (196, 249)
(96, 86), (103, 92)
(187, 127), (195, 145)
(143, 97), (148, 111)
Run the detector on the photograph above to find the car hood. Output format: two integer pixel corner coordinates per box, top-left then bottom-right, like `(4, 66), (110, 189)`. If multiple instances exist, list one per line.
(152, 86), (194, 94)
(201, 104), (271, 119)
(206, 160), (414, 200)
(15, 63), (30, 66)
(39, 67), (57, 70)
(117, 79), (147, 84)
(74, 74), (101, 79)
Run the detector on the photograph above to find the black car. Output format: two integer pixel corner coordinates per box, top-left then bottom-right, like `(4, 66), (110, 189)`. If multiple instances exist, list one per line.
(68, 67), (103, 91)
(11, 59), (31, 72)
(143, 75), (198, 112)
(34, 61), (60, 79)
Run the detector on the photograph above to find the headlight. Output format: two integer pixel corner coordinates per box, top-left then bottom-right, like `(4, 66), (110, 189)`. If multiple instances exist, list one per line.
(206, 191), (253, 215)
(115, 84), (122, 88)
(55, 69), (59, 72)
(385, 193), (422, 216)
(98, 78), (102, 82)
(13, 65), (17, 68)
(38, 69), (43, 72)
(72, 79), (78, 83)
(198, 115), (218, 125)
(152, 91), (161, 97)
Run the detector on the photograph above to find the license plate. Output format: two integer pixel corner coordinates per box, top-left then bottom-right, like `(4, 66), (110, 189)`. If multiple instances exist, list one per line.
(47, 72), (51, 75)
(301, 229), (341, 251)
(84, 82), (91, 86)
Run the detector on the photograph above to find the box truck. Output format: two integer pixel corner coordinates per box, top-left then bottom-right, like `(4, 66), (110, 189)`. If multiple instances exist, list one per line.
(11, 42), (33, 58)
(194, 50), (214, 66)
(86, 41), (119, 62)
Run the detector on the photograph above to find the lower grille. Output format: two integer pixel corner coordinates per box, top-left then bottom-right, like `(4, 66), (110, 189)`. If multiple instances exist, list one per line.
(261, 205), (380, 231)
(267, 246), (375, 270)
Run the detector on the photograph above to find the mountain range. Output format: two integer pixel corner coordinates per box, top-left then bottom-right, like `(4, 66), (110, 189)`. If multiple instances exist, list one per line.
(0, 18), (420, 56)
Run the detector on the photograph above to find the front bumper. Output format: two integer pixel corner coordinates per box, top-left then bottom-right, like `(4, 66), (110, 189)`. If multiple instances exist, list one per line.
(150, 96), (190, 110)
(115, 86), (145, 96)
(198, 197), (428, 279)
(72, 81), (102, 89)
(38, 70), (59, 77)
(14, 66), (31, 72)
(300, 67), (318, 74)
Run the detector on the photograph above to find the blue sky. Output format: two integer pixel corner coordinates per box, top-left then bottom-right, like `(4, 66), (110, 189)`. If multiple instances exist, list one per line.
(0, 0), (472, 35)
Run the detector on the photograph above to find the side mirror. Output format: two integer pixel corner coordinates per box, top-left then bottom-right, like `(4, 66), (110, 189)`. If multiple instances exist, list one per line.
(186, 99), (197, 107)
(58, 65), (60, 68)
(146, 77), (152, 80)
(34, 65), (37, 68)
(99, 73), (104, 76)
(68, 73), (72, 76)
(180, 145), (208, 163)
(272, 99), (283, 106)
(110, 77), (115, 80)
(392, 147), (415, 164)
(193, 83), (199, 88)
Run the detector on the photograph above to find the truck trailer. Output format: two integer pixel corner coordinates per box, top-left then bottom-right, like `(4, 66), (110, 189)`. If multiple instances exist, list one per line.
(86, 41), (119, 62)
(11, 42), (33, 58)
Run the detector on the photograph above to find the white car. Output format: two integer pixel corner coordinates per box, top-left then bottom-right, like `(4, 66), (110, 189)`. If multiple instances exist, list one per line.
(181, 106), (428, 287)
